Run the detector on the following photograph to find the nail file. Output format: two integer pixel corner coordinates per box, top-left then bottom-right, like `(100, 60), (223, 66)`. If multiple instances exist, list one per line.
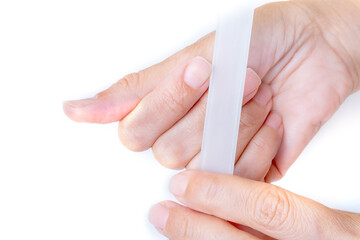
(199, 5), (254, 174)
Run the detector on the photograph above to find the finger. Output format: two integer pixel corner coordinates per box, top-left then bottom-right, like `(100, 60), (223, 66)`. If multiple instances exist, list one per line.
(62, 32), (215, 124)
(187, 84), (272, 170)
(118, 57), (211, 151)
(234, 112), (284, 180)
(234, 84), (273, 162)
(264, 163), (283, 183)
(63, 2), (293, 125)
(153, 92), (208, 169)
(153, 70), (263, 169)
(148, 200), (261, 240)
(169, 170), (331, 240)
(182, 86), (273, 170)
(233, 224), (277, 240)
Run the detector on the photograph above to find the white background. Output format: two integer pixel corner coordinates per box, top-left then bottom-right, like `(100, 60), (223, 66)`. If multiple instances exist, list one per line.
(0, 0), (359, 239)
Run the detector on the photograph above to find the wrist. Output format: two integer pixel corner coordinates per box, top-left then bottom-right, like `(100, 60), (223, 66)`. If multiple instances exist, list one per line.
(292, 0), (360, 93)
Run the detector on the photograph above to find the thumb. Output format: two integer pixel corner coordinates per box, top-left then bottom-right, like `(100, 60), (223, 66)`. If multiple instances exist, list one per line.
(62, 62), (183, 124)
(63, 72), (147, 124)
(63, 34), (215, 124)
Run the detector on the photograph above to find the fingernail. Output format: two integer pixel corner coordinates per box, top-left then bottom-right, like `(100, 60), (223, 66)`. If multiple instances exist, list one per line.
(244, 68), (261, 97)
(149, 203), (169, 233)
(169, 173), (189, 197)
(184, 56), (212, 89)
(253, 85), (272, 106)
(63, 96), (97, 109)
(265, 112), (282, 130)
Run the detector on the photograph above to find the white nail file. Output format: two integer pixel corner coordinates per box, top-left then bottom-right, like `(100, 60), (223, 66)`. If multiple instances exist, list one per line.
(199, 5), (254, 174)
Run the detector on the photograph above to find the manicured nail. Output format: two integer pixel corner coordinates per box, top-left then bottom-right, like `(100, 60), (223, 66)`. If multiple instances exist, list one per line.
(253, 84), (272, 106)
(149, 203), (169, 234)
(265, 112), (282, 130)
(63, 96), (97, 109)
(169, 173), (189, 197)
(184, 56), (212, 89)
(244, 68), (262, 97)
(63, 97), (98, 120)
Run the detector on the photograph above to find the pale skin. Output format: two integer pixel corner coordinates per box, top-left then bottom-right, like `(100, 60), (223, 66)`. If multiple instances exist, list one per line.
(63, 0), (360, 238)
(149, 170), (360, 239)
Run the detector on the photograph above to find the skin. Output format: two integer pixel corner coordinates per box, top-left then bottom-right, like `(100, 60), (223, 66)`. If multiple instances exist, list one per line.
(63, 31), (284, 181)
(63, 0), (360, 238)
(146, 1), (360, 238)
(149, 170), (360, 240)
(63, 0), (360, 182)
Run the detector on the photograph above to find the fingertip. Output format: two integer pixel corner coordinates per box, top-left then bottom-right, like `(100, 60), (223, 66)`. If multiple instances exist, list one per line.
(184, 56), (212, 89)
(186, 154), (201, 170)
(62, 99), (91, 122)
(63, 94), (140, 124)
(148, 201), (172, 235)
(264, 164), (284, 183)
(169, 172), (190, 198)
(246, 68), (262, 86)
(243, 68), (262, 103)
(63, 96), (97, 108)
(62, 97), (102, 123)
(265, 112), (282, 131)
(253, 84), (273, 107)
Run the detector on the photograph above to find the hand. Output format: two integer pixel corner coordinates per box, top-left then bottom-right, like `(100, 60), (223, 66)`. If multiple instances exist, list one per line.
(64, 55), (284, 180)
(63, 0), (360, 181)
(149, 170), (360, 240)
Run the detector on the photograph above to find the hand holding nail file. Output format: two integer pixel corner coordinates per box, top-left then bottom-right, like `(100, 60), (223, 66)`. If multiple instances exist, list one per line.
(199, 4), (254, 174)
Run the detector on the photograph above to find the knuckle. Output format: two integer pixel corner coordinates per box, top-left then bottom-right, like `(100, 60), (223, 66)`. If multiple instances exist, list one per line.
(239, 117), (254, 131)
(118, 121), (150, 152)
(181, 33), (214, 62)
(251, 137), (268, 153)
(97, 72), (141, 99)
(114, 72), (141, 92)
(251, 186), (292, 229)
(152, 140), (186, 170)
(191, 32), (215, 57)
(201, 178), (224, 213)
(174, 213), (194, 239)
(160, 85), (188, 115)
(197, 94), (208, 117)
(184, 42), (201, 57)
(204, 182), (219, 200)
(122, 72), (140, 88)
(240, 111), (259, 130)
(239, 102), (269, 131)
